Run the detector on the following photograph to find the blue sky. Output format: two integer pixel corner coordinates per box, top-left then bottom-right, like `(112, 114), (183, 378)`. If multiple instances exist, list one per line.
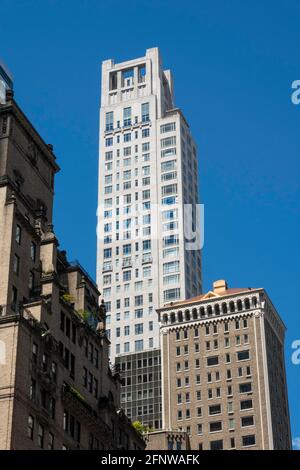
(1, 0), (300, 446)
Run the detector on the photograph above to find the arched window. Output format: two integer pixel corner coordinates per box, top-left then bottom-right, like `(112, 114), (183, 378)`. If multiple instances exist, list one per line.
(252, 296), (257, 307)
(178, 311), (183, 322)
(207, 306), (213, 317)
(171, 313), (176, 323)
(244, 298), (250, 309)
(229, 301), (235, 313)
(237, 299), (243, 311)
(214, 304), (220, 315)
(222, 302), (228, 314)
(163, 314), (168, 324)
(200, 307), (205, 318)
(192, 308), (198, 320)
(185, 310), (191, 321)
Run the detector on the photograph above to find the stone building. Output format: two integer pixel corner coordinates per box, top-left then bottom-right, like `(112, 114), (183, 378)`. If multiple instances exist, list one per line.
(0, 87), (145, 450)
(146, 429), (190, 450)
(157, 280), (291, 450)
(97, 47), (202, 427)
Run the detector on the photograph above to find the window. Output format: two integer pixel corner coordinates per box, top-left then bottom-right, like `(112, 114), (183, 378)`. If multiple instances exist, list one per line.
(38, 424), (44, 448)
(123, 132), (131, 142)
(162, 183), (177, 196)
(13, 254), (20, 275)
(241, 416), (254, 427)
(105, 137), (113, 147)
(228, 418), (235, 430)
(163, 288), (180, 302)
(28, 415), (34, 439)
(197, 424), (203, 435)
(237, 350), (250, 361)
(161, 136), (176, 148)
(135, 323), (143, 335)
(141, 102), (149, 122)
(16, 224), (22, 244)
(240, 399), (253, 410)
(48, 432), (54, 450)
(123, 107), (131, 127)
(163, 260), (180, 274)
(160, 122), (176, 133)
(161, 147), (176, 158)
(239, 382), (252, 393)
(207, 356), (219, 367)
(242, 435), (256, 447)
(135, 340), (144, 352)
(142, 128), (150, 138)
(209, 421), (222, 432)
(210, 440), (223, 450)
(32, 342), (38, 364)
(209, 404), (221, 415)
(105, 111), (114, 131)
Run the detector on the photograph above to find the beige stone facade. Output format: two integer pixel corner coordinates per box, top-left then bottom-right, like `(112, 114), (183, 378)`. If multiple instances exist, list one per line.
(0, 89), (145, 450)
(145, 429), (190, 450)
(157, 280), (291, 450)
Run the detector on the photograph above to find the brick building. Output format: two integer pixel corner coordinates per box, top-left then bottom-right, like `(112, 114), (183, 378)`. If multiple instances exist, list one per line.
(157, 280), (291, 450)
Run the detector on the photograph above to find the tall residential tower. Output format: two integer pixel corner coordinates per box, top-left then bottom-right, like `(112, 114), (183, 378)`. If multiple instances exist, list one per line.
(97, 48), (202, 428)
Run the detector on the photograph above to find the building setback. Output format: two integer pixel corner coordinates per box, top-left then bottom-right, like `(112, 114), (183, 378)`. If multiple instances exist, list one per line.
(97, 47), (202, 427)
(157, 280), (291, 450)
(0, 87), (144, 450)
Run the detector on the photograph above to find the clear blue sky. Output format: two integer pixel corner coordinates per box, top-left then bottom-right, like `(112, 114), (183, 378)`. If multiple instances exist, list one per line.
(1, 0), (299, 447)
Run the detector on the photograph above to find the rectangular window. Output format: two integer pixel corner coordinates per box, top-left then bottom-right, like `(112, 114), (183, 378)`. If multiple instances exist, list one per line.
(16, 224), (22, 245)
(207, 356), (219, 367)
(123, 107), (131, 127)
(141, 102), (149, 122)
(142, 128), (150, 138)
(237, 350), (250, 361)
(209, 421), (222, 432)
(105, 111), (114, 131)
(239, 382), (252, 393)
(28, 415), (34, 440)
(162, 183), (177, 196)
(13, 254), (20, 275)
(135, 323), (144, 335)
(241, 416), (254, 427)
(30, 242), (37, 261)
(161, 147), (176, 158)
(210, 440), (223, 450)
(209, 404), (221, 415)
(135, 340), (144, 352)
(163, 288), (180, 302)
(240, 399), (253, 410)
(242, 435), (256, 447)
(161, 136), (176, 148)
(38, 424), (44, 448)
(160, 122), (176, 134)
(163, 260), (180, 274)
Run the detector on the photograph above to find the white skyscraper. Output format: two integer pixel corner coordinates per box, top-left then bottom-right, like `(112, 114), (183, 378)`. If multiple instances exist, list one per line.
(97, 48), (202, 428)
